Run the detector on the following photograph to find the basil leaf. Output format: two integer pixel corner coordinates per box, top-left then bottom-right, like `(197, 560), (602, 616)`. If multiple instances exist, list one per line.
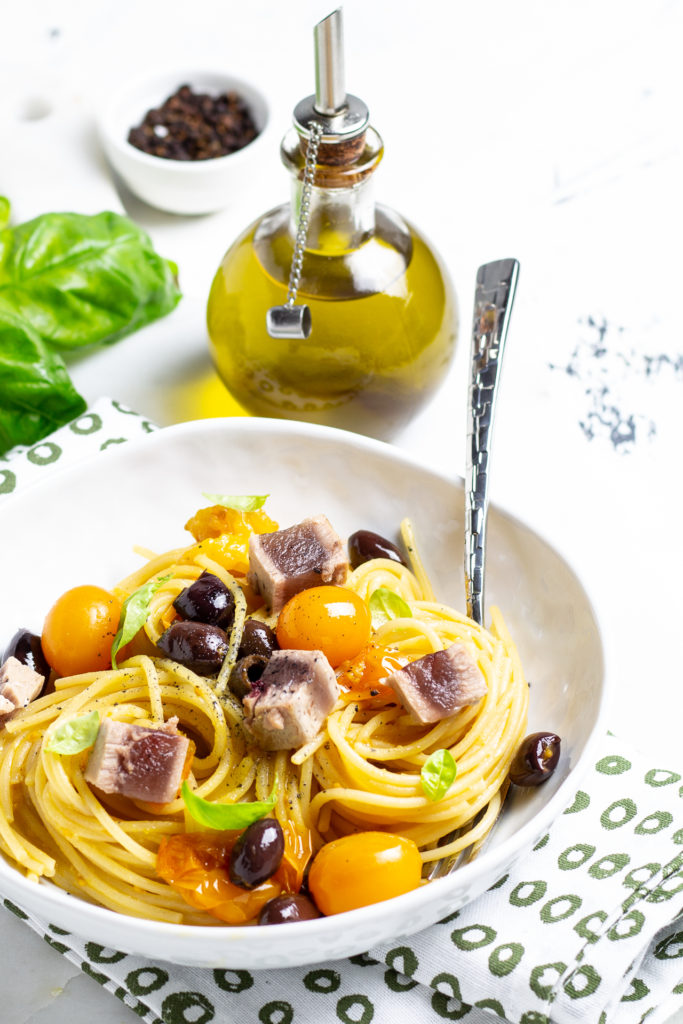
(0, 210), (180, 351)
(421, 748), (457, 802)
(201, 493), (269, 512)
(182, 779), (278, 831)
(0, 208), (180, 455)
(112, 574), (172, 668)
(369, 587), (412, 629)
(0, 312), (86, 453)
(45, 710), (100, 755)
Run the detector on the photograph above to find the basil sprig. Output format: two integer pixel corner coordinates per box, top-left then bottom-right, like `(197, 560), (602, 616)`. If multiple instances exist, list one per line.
(201, 493), (269, 512)
(369, 587), (412, 629)
(45, 710), (100, 755)
(421, 749), (457, 802)
(181, 780), (278, 831)
(0, 207), (180, 455)
(111, 575), (171, 668)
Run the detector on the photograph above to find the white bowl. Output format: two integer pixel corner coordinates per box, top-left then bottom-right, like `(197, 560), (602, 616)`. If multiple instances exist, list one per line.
(0, 418), (608, 967)
(98, 69), (270, 214)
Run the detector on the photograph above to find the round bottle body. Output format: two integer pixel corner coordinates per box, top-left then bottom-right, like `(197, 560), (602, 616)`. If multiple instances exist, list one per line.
(207, 201), (457, 440)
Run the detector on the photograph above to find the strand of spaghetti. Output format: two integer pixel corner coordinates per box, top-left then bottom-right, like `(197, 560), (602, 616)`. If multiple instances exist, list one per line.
(0, 800), (53, 875)
(466, 783), (509, 862)
(69, 772), (158, 866)
(349, 560), (424, 603)
(0, 732), (26, 823)
(255, 751), (277, 802)
(153, 657), (235, 728)
(39, 822), (185, 923)
(127, 655), (163, 722)
(290, 731), (327, 765)
(325, 709), (424, 794)
(113, 546), (189, 598)
(400, 518), (435, 600)
(374, 617), (444, 653)
(147, 573), (201, 641)
(55, 833), (177, 898)
(281, 763), (302, 818)
(294, 755), (317, 836)
(420, 792), (505, 862)
(132, 545), (158, 560)
(155, 657), (245, 729)
(351, 716), (457, 762)
(275, 749), (294, 821)
(352, 706), (403, 743)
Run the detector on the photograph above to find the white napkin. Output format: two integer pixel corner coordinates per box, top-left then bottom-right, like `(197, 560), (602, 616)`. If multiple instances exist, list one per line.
(2, 401), (682, 1024)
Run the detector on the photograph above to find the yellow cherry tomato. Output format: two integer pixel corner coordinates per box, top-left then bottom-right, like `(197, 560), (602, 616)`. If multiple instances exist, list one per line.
(157, 832), (280, 924)
(338, 641), (412, 701)
(308, 831), (423, 915)
(42, 585), (122, 677)
(276, 585), (372, 668)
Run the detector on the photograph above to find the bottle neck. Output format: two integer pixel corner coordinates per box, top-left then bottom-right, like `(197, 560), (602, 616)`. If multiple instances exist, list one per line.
(289, 176), (375, 255)
(281, 125), (384, 256)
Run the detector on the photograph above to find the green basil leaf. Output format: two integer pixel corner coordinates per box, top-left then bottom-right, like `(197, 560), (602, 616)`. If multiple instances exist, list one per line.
(182, 779), (278, 831)
(45, 710), (100, 755)
(0, 210), (180, 351)
(369, 587), (412, 629)
(421, 748), (457, 802)
(0, 311), (86, 453)
(0, 208), (180, 455)
(201, 493), (269, 512)
(112, 574), (172, 668)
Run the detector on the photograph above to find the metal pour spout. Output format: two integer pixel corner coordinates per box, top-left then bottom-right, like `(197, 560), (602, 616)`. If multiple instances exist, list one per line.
(293, 7), (369, 142)
(314, 9), (346, 115)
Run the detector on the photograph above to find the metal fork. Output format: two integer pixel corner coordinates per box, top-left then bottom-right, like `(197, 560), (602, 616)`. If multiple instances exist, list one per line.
(428, 258), (519, 880)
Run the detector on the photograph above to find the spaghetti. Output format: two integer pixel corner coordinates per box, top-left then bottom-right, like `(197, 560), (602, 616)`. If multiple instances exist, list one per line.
(0, 506), (528, 924)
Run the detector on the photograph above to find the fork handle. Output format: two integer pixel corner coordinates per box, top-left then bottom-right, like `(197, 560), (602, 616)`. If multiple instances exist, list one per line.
(465, 259), (520, 626)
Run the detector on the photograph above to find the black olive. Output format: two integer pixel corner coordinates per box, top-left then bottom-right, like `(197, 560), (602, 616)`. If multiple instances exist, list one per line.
(258, 893), (322, 925)
(157, 621), (228, 675)
(229, 817), (284, 889)
(229, 654), (268, 699)
(238, 618), (279, 660)
(348, 529), (406, 569)
(173, 571), (235, 629)
(2, 628), (51, 684)
(509, 732), (561, 786)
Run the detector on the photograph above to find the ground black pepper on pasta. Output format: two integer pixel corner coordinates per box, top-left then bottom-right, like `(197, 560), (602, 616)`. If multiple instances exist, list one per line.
(0, 510), (528, 923)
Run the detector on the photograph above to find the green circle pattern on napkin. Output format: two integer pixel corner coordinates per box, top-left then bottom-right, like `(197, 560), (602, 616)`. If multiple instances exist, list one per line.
(3, 737), (681, 1024)
(1, 401), (681, 1024)
(0, 396), (157, 500)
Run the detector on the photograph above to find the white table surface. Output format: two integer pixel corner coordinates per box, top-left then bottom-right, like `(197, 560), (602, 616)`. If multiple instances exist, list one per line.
(2, 0), (682, 1021)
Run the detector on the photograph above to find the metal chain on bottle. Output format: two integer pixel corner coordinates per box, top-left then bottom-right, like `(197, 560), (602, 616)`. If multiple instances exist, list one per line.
(285, 121), (324, 307)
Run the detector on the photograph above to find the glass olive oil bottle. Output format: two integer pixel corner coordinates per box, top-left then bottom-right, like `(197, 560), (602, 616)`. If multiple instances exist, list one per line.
(207, 11), (457, 441)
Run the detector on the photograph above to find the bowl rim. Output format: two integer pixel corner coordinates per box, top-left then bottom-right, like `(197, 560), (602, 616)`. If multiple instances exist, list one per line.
(0, 416), (612, 955)
(98, 67), (271, 173)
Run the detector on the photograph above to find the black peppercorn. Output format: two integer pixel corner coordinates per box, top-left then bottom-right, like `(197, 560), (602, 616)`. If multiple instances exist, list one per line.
(128, 84), (258, 161)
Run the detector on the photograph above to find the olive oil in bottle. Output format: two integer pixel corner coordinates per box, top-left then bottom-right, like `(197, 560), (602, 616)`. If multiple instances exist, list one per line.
(207, 10), (457, 441)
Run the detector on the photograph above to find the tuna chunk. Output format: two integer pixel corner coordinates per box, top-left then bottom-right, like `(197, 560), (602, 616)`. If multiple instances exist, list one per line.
(0, 656), (44, 722)
(0, 695), (16, 719)
(243, 649), (339, 750)
(387, 644), (487, 724)
(85, 717), (189, 804)
(248, 515), (348, 614)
